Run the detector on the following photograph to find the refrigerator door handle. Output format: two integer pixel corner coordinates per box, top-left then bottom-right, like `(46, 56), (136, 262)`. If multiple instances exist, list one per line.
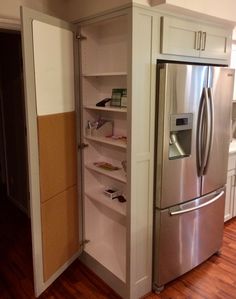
(203, 87), (214, 174)
(197, 87), (210, 176)
(169, 190), (224, 216)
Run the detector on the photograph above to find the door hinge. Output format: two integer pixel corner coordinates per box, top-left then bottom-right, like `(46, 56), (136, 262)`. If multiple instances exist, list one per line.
(80, 239), (90, 247)
(78, 143), (89, 150)
(76, 34), (87, 41)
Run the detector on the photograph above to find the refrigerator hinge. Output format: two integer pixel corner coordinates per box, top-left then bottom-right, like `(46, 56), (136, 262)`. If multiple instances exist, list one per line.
(80, 239), (90, 249)
(78, 143), (88, 150)
(76, 34), (87, 41)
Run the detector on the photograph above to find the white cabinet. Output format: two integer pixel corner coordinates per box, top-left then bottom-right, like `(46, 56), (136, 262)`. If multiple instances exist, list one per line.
(225, 154), (236, 221)
(225, 169), (234, 221)
(161, 16), (231, 60)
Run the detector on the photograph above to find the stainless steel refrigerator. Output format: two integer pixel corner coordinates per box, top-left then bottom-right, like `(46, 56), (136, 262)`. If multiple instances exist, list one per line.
(153, 62), (234, 292)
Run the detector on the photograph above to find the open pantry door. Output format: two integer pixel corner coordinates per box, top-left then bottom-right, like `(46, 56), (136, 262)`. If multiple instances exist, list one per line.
(20, 7), (81, 297)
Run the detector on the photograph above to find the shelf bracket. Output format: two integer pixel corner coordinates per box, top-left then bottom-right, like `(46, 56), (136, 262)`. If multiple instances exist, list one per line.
(78, 143), (89, 150)
(76, 34), (87, 41)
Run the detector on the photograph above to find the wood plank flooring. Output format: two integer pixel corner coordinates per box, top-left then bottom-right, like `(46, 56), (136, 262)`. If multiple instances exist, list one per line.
(1, 193), (236, 299)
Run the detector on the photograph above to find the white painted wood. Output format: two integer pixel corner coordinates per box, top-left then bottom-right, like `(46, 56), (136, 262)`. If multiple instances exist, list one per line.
(161, 16), (200, 57)
(161, 15), (232, 61)
(85, 163), (127, 183)
(83, 72), (127, 77)
(85, 135), (127, 149)
(228, 154), (236, 170)
(78, 12), (130, 297)
(80, 15), (128, 74)
(85, 186), (126, 216)
(199, 24), (231, 60)
(32, 20), (75, 116)
(225, 169), (234, 221)
(84, 195), (126, 282)
(84, 105), (127, 113)
(20, 7), (78, 297)
(82, 72), (127, 107)
(128, 7), (156, 299)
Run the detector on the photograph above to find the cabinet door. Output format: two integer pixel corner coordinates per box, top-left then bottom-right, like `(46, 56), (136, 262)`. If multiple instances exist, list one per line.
(161, 16), (200, 57)
(21, 7), (80, 296)
(199, 25), (231, 60)
(225, 169), (234, 222)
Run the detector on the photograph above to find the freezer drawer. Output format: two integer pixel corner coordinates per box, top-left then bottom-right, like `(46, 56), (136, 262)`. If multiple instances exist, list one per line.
(153, 188), (225, 289)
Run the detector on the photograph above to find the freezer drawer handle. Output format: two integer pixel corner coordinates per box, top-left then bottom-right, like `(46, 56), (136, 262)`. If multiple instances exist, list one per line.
(169, 190), (224, 216)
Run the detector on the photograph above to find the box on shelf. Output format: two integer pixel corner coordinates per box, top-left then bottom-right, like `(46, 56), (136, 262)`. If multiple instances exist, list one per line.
(111, 88), (127, 107)
(104, 187), (122, 199)
(92, 120), (113, 137)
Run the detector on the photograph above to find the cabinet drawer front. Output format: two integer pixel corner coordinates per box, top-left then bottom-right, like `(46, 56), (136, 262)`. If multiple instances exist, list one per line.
(228, 155), (236, 171)
(161, 16), (200, 57)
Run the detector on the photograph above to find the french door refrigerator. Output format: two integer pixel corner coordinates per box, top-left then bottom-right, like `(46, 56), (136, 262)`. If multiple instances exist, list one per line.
(153, 62), (234, 292)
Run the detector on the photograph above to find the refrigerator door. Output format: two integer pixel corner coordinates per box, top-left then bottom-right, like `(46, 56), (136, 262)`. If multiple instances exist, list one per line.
(155, 63), (208, 208)
(201, 67), (234, 195)
(153, 187), (225, 289)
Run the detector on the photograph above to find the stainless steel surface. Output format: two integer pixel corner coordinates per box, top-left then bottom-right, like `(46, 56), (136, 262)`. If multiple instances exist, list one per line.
(155, 63), (208, 208)
(201, 67), (234, 194)
(169, 190), (224, 215)
(153, 187), (225, 288)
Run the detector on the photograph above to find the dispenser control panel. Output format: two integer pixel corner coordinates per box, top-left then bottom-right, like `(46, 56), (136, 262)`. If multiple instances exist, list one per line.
(170, 113), (193, 131)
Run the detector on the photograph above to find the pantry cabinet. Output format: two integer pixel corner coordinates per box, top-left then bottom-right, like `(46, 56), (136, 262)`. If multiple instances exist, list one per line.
(161, 15), (232, 60)
(21, 5), (155, 299)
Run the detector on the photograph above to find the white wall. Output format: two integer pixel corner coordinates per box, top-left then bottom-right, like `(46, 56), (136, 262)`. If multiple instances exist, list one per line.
(151, 0), (236, 23)
(63, 0), (131, 22)
(0, 0), (66, 21)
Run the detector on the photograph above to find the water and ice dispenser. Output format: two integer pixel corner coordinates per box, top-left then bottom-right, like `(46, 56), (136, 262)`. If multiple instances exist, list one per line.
(169, 113), (193, 159)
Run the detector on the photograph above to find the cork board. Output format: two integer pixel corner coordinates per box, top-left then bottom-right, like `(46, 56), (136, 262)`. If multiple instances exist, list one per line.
(41, 185), (79, 281)
(37, 111), (77, 202)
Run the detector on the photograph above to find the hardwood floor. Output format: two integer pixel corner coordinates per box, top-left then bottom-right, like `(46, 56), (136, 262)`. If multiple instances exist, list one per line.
(1, 192), (236, 299)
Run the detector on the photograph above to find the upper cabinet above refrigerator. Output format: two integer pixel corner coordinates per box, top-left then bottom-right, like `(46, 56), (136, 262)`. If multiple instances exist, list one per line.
(160, 15), (232, 62)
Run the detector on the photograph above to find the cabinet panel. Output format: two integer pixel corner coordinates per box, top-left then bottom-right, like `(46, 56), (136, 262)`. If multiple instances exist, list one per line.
(160, 15), (232, 62)
(225, 170), (234, 222)
(161, 16), (199, 57)
(200, 25), (231, 60)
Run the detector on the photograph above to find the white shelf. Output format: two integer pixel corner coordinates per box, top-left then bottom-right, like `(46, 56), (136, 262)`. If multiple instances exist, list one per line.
(85, 241), (126, 282)
(85, 163), (126, 183)
(84, 105), (127, 113)
(85, 135), (127, 149)
(85, 187), (126, 216)
(82, 72), (127, 77)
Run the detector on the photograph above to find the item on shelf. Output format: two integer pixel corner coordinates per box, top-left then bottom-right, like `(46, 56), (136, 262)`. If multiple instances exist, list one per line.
(94, 161), (120, 171)
(96, 98), (111, 107)
(111, 88), (127, 107)
(120, 90), (127, 108)
(116, 195), (127, 203)
(104, 187), (122, 199)
(86, 118), (113, 137)
(106, 135), (127, 143)
(86, 120), (92, 136)
(121, 160), (127, 174)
